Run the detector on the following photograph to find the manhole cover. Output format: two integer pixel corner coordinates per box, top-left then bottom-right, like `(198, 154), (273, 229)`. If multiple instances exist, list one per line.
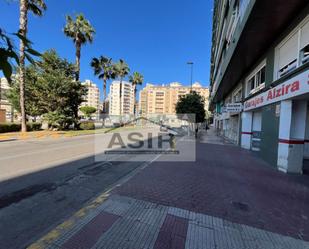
(231, 201), (250, 212)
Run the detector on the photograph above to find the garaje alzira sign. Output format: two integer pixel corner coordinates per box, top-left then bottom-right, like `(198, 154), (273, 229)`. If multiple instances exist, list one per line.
(244, 70), (309, 111)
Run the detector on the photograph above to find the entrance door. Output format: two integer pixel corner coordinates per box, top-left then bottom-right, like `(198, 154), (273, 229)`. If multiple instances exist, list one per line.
(252, 111), (262, 151)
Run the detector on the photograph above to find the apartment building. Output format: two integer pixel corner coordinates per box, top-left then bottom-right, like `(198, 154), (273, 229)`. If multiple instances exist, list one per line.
(0, 77), (14, 122)
(210, 0), (309, 174)
(80, 80), (100, 118)
(109, 81), (135, 116)
(139, 82), (209, 115)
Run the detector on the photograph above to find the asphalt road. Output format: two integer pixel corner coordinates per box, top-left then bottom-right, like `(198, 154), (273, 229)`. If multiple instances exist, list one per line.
(0, 129), (162, 249)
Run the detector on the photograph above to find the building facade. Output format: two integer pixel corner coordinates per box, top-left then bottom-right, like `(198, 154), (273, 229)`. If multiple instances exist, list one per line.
(0, 77), (14, 122)
(80, 80), (100, 119)
(210, 0), (309, 174)
(139, 82), (210, 115)
(109, 81), (135, 116)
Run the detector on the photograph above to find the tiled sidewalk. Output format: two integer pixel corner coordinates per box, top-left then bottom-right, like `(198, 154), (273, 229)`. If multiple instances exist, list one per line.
(114, 131), (309, 241)
(29, 195), (309, 249)
(28, 129), (309, 248)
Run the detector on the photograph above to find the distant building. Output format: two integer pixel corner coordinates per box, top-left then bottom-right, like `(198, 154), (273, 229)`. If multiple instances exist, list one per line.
(109, 81), (134, 116)
(0, 77), (14, 122)
(139, 82), (209, 115)
(80, 80), (100, 119)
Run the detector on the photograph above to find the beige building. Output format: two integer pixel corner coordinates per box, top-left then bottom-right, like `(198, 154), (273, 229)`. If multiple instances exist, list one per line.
(0, 77), (14, 122)
(109, 81), (134, 116)
(81, 80), (100, 110)
(139, 82), (209, 115)
(80, 80), (100, 120)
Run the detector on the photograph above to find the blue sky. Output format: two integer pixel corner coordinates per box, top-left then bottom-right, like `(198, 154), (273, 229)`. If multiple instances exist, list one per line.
(1, 0), (213, 98)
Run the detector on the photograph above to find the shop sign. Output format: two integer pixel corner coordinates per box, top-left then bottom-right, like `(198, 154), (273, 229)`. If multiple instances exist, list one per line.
(244, 70), (309, 111)
(224, 103), (243, 113)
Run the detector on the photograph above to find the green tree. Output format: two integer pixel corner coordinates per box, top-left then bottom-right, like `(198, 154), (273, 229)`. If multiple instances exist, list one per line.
(90, 56), (115, 113)
(19, 0), (47, 132)
(129, 72), (143, 115)
(113, 59), (130, 116)
(80, 106), (97, 120)
(6, 65), (44, 119)
(7, 50), (87, 129)
(0, 28), (41, 112)
(175, 91), (206, 124)
(64, 14), (95, 81)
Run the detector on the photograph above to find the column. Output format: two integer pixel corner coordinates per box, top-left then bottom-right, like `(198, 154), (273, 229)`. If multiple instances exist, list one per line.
(277, 100), (307, 173)
(304, 103), (309, 159)
(241, 111), (253, 149)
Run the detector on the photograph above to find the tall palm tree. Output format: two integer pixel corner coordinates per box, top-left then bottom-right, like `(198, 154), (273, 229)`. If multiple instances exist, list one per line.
(19, 0), (46, 132)
(129, 72), (144, 116)
(64, 14), (95, 81)
(113, 59), (130, 116)
(90, 56), (115, 113)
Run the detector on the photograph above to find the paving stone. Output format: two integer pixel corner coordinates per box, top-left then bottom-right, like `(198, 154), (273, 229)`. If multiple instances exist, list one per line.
(35, 195), (309, 249)
(185, 222), (215, 249)
(113, 130), (309, 240)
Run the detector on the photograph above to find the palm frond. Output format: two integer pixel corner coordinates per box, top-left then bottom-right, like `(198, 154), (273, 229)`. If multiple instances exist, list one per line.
(28, 0), (47, 16)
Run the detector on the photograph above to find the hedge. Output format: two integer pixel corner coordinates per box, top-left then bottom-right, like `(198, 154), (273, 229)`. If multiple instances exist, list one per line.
(0, 122), (42, 133)
(79, 122), (95, 130)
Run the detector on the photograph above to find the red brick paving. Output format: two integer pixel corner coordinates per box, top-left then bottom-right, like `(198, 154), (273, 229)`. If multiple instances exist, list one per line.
(153, 214), (188, 249)
(113, 138), (309, 241)
(61, 211), (120, 249)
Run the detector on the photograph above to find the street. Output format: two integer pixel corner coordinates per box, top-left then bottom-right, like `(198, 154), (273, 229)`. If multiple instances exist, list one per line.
(0, 129), (309, 249)
(0, 130), (158, 249)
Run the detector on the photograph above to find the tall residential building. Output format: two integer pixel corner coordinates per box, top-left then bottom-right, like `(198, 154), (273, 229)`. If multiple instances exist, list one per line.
(139, 82), (209, 115)
(109, 81), (134, 115)
(210, 0), (308, 174)
(81, 80), (100, 111)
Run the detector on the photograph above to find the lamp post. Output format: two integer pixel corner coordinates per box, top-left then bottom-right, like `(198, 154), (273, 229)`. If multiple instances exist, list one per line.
(187, 62), (194, 90)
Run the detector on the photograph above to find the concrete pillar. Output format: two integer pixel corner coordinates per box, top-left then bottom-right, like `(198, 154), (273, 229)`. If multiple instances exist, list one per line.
(241, 111), (253, 149)
(277, 100), (307, 173)
(304, 103), (309, 159)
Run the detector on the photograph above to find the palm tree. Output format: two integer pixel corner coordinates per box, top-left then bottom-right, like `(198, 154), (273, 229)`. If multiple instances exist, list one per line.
(64, 14), (95, 81)
(129, 72), (144, 116)
(113, 59), (130, 116)
(90, 56), (115, 113)
(19, 0), (46, 132)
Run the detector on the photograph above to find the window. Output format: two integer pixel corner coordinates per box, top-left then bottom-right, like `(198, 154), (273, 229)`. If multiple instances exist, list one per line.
(300, 19), (309, 64)
(256, 66), (265, 87)
(275, 16), (309, 79)
(233, 87), (242, 103)
(245, 62), (266, 97)
(277, 33), (298, 78)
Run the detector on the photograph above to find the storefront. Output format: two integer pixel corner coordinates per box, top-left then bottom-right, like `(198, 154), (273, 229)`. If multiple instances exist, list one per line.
(241, 69), (309, 173)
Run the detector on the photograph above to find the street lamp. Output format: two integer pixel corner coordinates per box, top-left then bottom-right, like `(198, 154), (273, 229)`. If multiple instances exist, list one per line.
(187, 62), (194, 90)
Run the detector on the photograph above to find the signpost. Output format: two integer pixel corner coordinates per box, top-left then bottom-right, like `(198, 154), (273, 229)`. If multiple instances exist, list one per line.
(224, 103), (243, 113)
